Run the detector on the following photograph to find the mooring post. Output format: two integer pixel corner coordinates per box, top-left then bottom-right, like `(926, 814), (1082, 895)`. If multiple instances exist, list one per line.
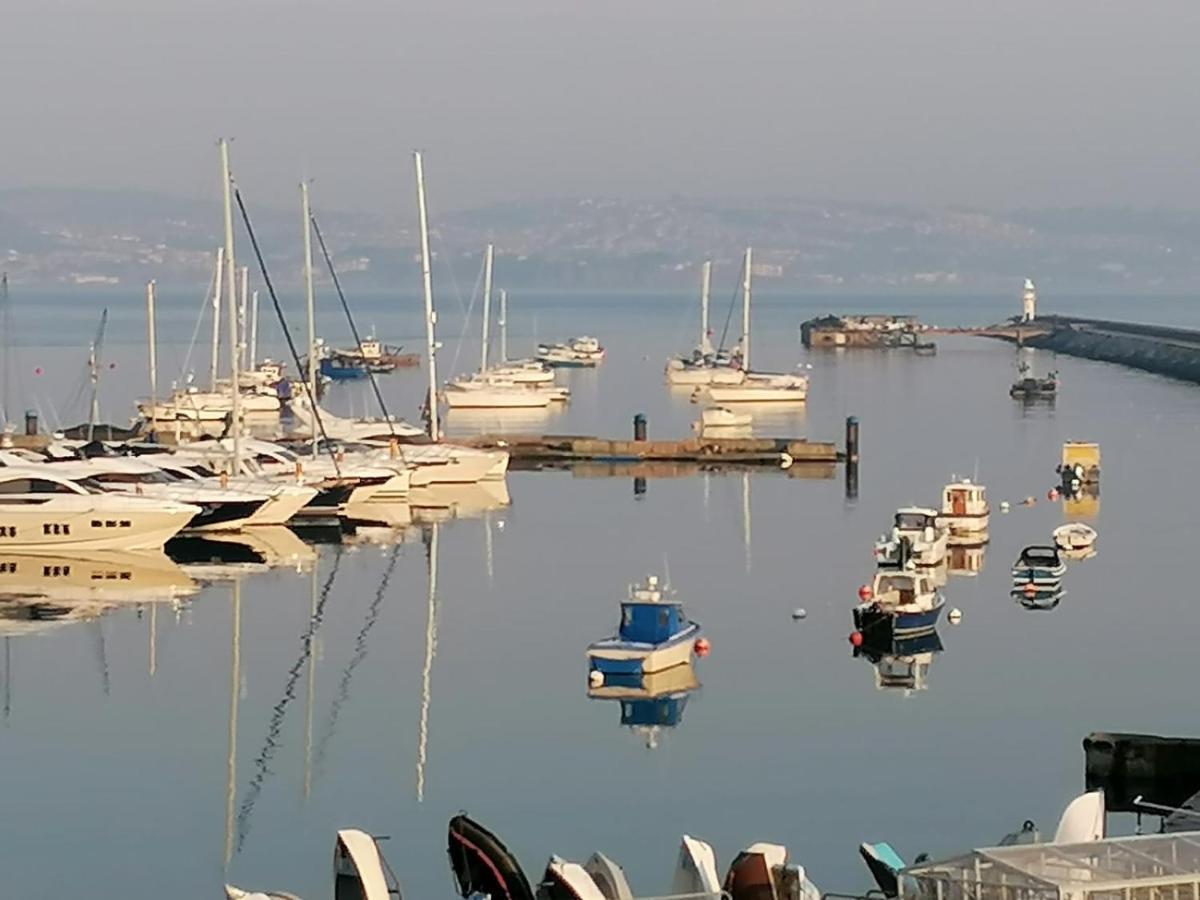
(24, 409), (37, 436)
(633, 413), (647, 442)
(634, 476), (647, 498)
(845, 415), (859, 502)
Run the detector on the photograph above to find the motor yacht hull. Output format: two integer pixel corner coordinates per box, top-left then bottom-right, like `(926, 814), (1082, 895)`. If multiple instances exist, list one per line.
(587, 624), (700, 677)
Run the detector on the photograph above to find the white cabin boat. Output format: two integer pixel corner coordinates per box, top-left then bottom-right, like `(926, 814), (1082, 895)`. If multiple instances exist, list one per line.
(875, 507), (949, 567)
(444, 379), (554, 409)
(0, 467), (199, 551)
(537, 336), (605, 367)
(705, 373), (809, 403)
(938, 479), (990, 541)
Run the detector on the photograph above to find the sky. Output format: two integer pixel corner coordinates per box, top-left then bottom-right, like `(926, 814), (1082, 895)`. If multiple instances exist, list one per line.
(4, 0), (1199, 214)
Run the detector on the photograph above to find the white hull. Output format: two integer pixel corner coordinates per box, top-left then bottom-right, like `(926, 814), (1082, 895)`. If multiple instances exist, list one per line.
(243, 485), (319, 526)
(938, 512), (991, 535)
(140, 390), (281, 421)
(706, 383), (807, 403)
(0, 505), (196, 551)
(587, 636), (695, 673)
(444, 384), (553, 408)
(666, 364), (746, 386)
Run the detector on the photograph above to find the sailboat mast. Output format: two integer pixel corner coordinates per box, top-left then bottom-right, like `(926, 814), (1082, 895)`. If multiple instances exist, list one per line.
(238, 266), (249, 371)
(146, 280), (158, 436)
(499, 289), (508, 363)
(86, 310), (106, 443)
(249, 290), (259, 371)
(300, 181), (318, 455)
(413, 151), (439, 440)
(480, 243), (494, 373)
(219, 139), (243, 474)
(700, 260), (712, 352)
(1, 273), (10, 427)
(210, 247), (225, 389)
(741, 247), (753, 370)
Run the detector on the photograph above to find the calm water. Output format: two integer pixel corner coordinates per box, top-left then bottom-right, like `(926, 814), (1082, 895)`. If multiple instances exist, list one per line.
(3, 288), (1200, 898)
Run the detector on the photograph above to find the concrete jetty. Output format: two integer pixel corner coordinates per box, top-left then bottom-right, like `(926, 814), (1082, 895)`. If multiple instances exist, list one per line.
(459, 434), (842, 468)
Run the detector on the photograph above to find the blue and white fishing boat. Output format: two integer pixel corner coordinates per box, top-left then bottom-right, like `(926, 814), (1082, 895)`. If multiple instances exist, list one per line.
(1011, 545), (1066, 585)
(587, 575), (700, 677)
(853, 570), (945, 639)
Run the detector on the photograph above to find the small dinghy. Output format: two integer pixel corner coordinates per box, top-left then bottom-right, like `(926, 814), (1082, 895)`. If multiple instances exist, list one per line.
(448, 814), (536, 900)
(1052, 522), (1097, 551)
(538, 856), (609, 900)
(225, 889), (304, 900)
(1011, 545), (1066, 585)
(334, 829), (400, 900)
(584, 853), (633, 900)
(724, 843), (820, 900)
(671, 835), (721, 898)
(859, 842), (906, 897)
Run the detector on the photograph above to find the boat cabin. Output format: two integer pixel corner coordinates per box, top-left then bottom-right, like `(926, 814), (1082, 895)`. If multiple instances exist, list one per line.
(942, 481), (987, 516)
(871, 571), (933, 604)
(895, 507), (940, 532)
(358, 338), (383, 360)
(619, 598), (690, 645)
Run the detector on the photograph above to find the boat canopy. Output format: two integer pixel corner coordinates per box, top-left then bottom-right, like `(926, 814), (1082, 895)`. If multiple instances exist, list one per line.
(1018, 545), (1062, 565)
(896, 508), (939, 529)
(903, 831), (1200, 900)
(619, 602), (689, 644)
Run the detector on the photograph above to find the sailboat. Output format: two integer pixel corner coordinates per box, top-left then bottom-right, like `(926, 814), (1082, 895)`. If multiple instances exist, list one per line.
(702, 249), (809, 403)
(665, 261), (746, 386)
(445, 246), (563, 408)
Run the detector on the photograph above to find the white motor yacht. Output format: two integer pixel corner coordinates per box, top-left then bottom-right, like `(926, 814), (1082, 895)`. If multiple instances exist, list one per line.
(0, 467), (199, 551)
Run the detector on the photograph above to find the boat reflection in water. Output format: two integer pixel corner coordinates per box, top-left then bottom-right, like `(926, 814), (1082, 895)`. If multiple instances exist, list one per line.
(1012, 583), (1066, 611)
(410, 480), (511, 523)
(587, 662), (700, 749)
(1062, 483), (1100, 520)
(854, 631), (944, 695)
(0, 550), (199, 635)
(166, 526), (316, 582)
(947, 542), (987, 577)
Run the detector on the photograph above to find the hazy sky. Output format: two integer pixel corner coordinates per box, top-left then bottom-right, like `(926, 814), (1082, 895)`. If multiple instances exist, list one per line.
(5, 0), (1199, 213)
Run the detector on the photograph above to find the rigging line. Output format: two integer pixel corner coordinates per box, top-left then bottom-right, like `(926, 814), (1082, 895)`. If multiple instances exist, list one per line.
(233, 186), (340, 475)
(179, 257), (218, 383)
(311, 542), (402, 778)
(235, 549), (342, 853)
(309, 212), (394, 434)
(716, 254), (743, 355)
(446, 255), (485, 378)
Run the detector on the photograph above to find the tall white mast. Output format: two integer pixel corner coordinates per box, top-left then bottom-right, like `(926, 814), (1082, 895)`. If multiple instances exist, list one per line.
(238, 265), (249, 370)
(700, 259), (712, 354)
(480, 243), (494, 373)
(413, 151), (439, 440)
(210, 247), (225, 389)
(499, 289), (508, 363)
(249, 290), (259, 370)
(741, 247), (753, 370)
(300, 181), (318, 454)
(219, 138), (242, 474)
(146, 280), (158, 436)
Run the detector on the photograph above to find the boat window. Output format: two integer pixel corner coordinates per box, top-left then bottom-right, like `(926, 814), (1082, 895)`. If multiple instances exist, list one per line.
(0, 477), (80, 494)
(896, 513), (930, 529)
(621, 607), (633, 628)
(674, 605), (688, 627)
(658, 609), (669, 627)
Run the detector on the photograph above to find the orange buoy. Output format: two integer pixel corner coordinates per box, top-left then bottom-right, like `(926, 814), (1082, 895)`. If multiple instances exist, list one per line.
(694, 637), (711, 657)
(849, 631), (864, 647)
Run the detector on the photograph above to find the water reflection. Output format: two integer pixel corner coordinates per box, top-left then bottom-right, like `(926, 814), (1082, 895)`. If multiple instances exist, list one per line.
(1062, 484), (1100, 520)
(416, 524), (438, 803)
(1012, 584), (1066, 611)
(167, 527), (316, 582)
(587, 663), (701, 749)
(854, 631), (944, 695)
(947, 543), (987, 577)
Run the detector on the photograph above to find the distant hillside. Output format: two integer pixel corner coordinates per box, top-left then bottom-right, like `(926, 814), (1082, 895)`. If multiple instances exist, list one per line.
(2, 188), (1198, 294)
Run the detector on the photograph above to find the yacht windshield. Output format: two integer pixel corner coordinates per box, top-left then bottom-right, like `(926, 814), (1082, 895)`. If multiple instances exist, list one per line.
(896, 512), (932, 530)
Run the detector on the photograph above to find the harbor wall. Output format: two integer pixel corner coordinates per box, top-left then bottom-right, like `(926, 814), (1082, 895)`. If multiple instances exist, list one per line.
(1021, 316), (1200, 384)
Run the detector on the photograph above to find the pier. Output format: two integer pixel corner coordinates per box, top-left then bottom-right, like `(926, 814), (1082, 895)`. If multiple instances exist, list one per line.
(460, 434), (842, 468)
(967, 316), (1200, 384)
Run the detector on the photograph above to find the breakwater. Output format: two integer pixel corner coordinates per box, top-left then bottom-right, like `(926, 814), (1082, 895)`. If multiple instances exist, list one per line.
(1015, 316), (1200, 383)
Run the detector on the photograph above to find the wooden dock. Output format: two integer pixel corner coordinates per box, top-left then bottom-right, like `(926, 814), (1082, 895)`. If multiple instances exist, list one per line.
(459, 434), (842, 467)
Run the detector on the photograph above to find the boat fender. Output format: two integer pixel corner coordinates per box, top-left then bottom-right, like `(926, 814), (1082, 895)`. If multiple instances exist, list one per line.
(779, 452), (793, 470)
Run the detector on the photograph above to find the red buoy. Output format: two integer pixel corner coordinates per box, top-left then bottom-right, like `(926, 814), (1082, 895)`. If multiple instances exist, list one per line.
(694, 637), (711, 657)
(1047, 488), (1059, 501)
(858, 584), (874, 601)
(849, 631), (864, 647)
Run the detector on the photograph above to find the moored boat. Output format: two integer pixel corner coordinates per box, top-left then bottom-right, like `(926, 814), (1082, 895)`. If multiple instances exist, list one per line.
(853, 569), (945, 639)
(705, 373), (809, 404)
(1011, 545), (1067, 585)
(938, 479), (990, 542)
(875, 507), (949, 567)
(448, 814), (536, 900)
(587, 575), (701, 678)
(538, 336), (605, 367)
(1053, 522), (1097, 551)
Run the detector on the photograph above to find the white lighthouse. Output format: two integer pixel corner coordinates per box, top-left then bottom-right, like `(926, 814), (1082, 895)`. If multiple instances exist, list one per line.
(1021, 278), (1037, 322)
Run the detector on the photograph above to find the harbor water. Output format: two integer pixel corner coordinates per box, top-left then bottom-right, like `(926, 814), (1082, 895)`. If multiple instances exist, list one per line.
(3, 289), (1200, 898)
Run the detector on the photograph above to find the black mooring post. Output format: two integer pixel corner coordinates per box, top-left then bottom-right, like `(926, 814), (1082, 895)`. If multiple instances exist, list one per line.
(634, 476), (647, 498)
(845, 415), (859, 501)
(633, 413), (647, 442)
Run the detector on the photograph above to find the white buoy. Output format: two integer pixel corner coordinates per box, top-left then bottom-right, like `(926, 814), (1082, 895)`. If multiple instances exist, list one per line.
(792, 608), (807, 620)
(948, 608), (963, 625)
(588, 670), (604, 688)
(999, 501), (1011, 513)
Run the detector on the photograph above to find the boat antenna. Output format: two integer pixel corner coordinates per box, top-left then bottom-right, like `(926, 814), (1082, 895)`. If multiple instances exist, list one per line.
(662, 552), (672, 590)
(232, 185), (341, 474)
(1, 273), (11, 427)
(309, 210), (396, 435)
